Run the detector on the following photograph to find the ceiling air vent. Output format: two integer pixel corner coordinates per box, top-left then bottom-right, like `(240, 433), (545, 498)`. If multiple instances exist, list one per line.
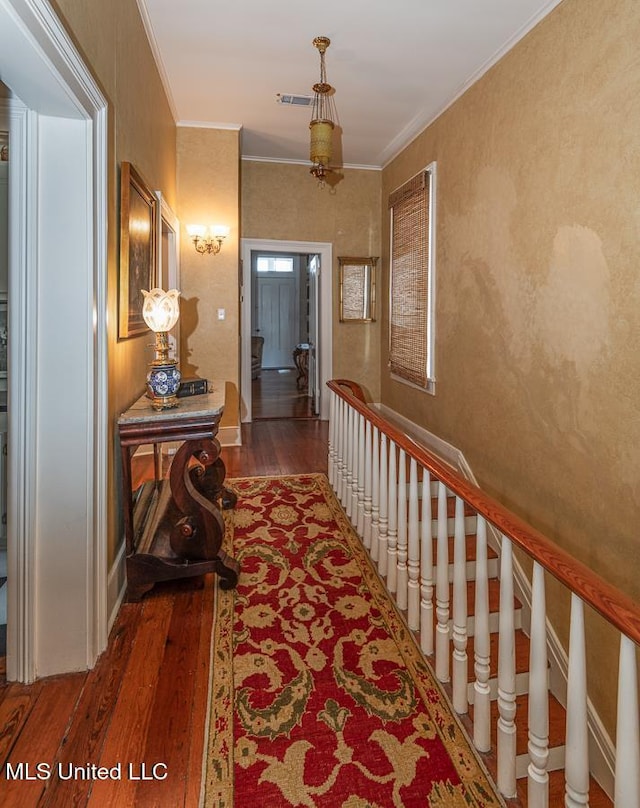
(276, 93), (313, 107)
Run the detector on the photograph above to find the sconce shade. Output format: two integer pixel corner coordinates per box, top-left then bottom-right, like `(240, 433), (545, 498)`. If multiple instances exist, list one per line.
(142, 288), (181, 333)
(211, 225), (230, 240)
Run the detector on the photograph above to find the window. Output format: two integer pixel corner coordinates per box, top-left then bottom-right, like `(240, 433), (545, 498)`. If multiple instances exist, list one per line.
(256, 255), (294, 273)
(388, 163), (436, 393)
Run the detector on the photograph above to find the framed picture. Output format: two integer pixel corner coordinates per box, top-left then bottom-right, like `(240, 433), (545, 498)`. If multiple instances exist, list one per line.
(0, 296), (6, 378)
(338, 256), (377, 322)
(118, 162), (157, 338)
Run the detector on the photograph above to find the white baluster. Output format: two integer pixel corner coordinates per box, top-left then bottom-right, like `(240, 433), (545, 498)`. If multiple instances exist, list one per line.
(385, 440), (397, 588)
(362, 419), (373, 549)
(345, 406), (355, 519)
(407, 459), (420, 629)
(395, 449), (408, 607)
(340, 399), (349, 507)
(335, 397), (344, 498)
(420, 470), (434, 656)
(473, 516), (491, 753)
(370, 426), (380, 562)
(527, 561), (549, 808)
(350, 411), (360, 523)
(497, 536), (517, 799)
(564, 594), (589, 808)
(328, 391), (335, 489)
(356, 412), (365, 536)
(452, 496), (468, 715)
(435, 482), (450, 683)
(377, 434), (388, 573)
(615, 635), (640, 807)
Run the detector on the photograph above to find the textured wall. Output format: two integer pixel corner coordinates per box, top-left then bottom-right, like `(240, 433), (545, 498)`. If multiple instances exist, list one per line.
(381, 0), (640, 731)
(242, 161), (382, 400)
(53, 0), (177, 569)
(177, 127), (241, 428)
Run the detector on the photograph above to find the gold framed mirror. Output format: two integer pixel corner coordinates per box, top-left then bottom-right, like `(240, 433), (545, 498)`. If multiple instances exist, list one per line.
(338, 256), (377, 322)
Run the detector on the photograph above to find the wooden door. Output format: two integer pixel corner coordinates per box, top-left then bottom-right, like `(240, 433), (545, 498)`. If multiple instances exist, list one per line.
(257, 274), (299, 368)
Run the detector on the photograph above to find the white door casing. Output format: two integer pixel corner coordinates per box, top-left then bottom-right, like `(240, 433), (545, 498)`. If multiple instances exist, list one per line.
(307, 254), (320, 415)
(0, 0), (108, 681)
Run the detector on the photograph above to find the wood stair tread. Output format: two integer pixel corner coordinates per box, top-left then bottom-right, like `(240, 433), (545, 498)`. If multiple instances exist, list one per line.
(516, 768), (613, 807)
(436, 532), (499, 560)
(474, 692), (567, 756)
(451, 576), (522, 616)
(466, 627), (530, 681)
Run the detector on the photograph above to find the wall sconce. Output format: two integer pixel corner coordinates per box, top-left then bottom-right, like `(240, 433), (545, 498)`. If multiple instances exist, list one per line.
(187, 224), (230, 255)
(142, 288), (181, 410)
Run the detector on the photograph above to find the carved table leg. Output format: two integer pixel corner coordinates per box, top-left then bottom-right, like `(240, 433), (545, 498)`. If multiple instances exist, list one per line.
(169, 438), (239, 588)
(196, 442), (237, 509)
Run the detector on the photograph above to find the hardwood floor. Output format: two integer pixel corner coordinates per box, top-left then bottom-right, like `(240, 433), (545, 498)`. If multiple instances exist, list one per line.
(0, 419), (328, 808)
(252, 368), (316, 420)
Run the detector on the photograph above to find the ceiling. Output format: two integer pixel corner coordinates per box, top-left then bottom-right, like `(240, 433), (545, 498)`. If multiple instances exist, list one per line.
(137, 0), (562, 170)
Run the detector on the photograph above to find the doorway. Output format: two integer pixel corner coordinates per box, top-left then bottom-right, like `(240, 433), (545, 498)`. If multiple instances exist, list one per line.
(251, 251), (315, 420)
(241, 239), (333, 424)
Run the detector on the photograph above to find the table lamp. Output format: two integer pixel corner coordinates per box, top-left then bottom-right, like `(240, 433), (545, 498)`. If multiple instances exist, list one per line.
(141, 287), (181, 410)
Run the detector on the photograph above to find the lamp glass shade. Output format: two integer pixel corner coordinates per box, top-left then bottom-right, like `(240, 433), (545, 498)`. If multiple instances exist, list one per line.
(187, 224), (206, 238)
(211, 225), (230, 239)
(310, 119), (334, 166)
(142, 288), (181, 333)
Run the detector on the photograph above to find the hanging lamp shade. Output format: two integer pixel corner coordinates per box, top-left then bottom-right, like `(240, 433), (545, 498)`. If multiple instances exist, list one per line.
(310, 119), (334, 167)
(309, 36), (338, 184)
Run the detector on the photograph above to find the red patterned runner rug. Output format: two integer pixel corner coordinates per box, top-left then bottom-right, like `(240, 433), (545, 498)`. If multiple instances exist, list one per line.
(203, 474), (503, 807)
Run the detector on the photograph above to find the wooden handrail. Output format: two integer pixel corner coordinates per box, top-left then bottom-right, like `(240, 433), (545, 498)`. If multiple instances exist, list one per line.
(328, 379), (640, 647)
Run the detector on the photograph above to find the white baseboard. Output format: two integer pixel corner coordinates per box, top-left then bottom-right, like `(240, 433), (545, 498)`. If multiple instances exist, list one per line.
(107, 540), (127, 633)
(373, 404), (466, 474)
(376, 402), (616, 799)
(219, 425), (241, 447)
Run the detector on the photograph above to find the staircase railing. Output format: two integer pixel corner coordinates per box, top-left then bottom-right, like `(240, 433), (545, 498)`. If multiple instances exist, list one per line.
(328, 378), (640, 807)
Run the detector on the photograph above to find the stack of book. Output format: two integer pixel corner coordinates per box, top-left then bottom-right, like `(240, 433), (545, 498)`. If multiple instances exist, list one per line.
(177, 378), (209, 398)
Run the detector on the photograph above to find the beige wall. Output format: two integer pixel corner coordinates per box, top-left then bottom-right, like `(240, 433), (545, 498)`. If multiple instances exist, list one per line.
(53, 0), (177, 567)
(242, 161), (382, 400)
(381, 0), (639, 731)
(177, 127), (241, 428)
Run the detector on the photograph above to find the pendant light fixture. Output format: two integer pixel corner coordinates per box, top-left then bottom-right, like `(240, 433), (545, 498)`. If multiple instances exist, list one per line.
(309, 36), (338, 186)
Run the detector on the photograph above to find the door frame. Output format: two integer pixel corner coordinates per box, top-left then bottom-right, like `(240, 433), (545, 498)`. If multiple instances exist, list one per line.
(0, 0), (108, 681)
(241, 239), (332, 422)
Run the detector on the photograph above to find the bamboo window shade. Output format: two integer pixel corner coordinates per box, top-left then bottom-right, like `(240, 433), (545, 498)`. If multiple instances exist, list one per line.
(388, 170), (431, 388)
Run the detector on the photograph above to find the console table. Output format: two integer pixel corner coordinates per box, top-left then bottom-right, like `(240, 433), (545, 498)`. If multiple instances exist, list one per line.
(293, 343), (310, 391)
(118, 388), (239, 601)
